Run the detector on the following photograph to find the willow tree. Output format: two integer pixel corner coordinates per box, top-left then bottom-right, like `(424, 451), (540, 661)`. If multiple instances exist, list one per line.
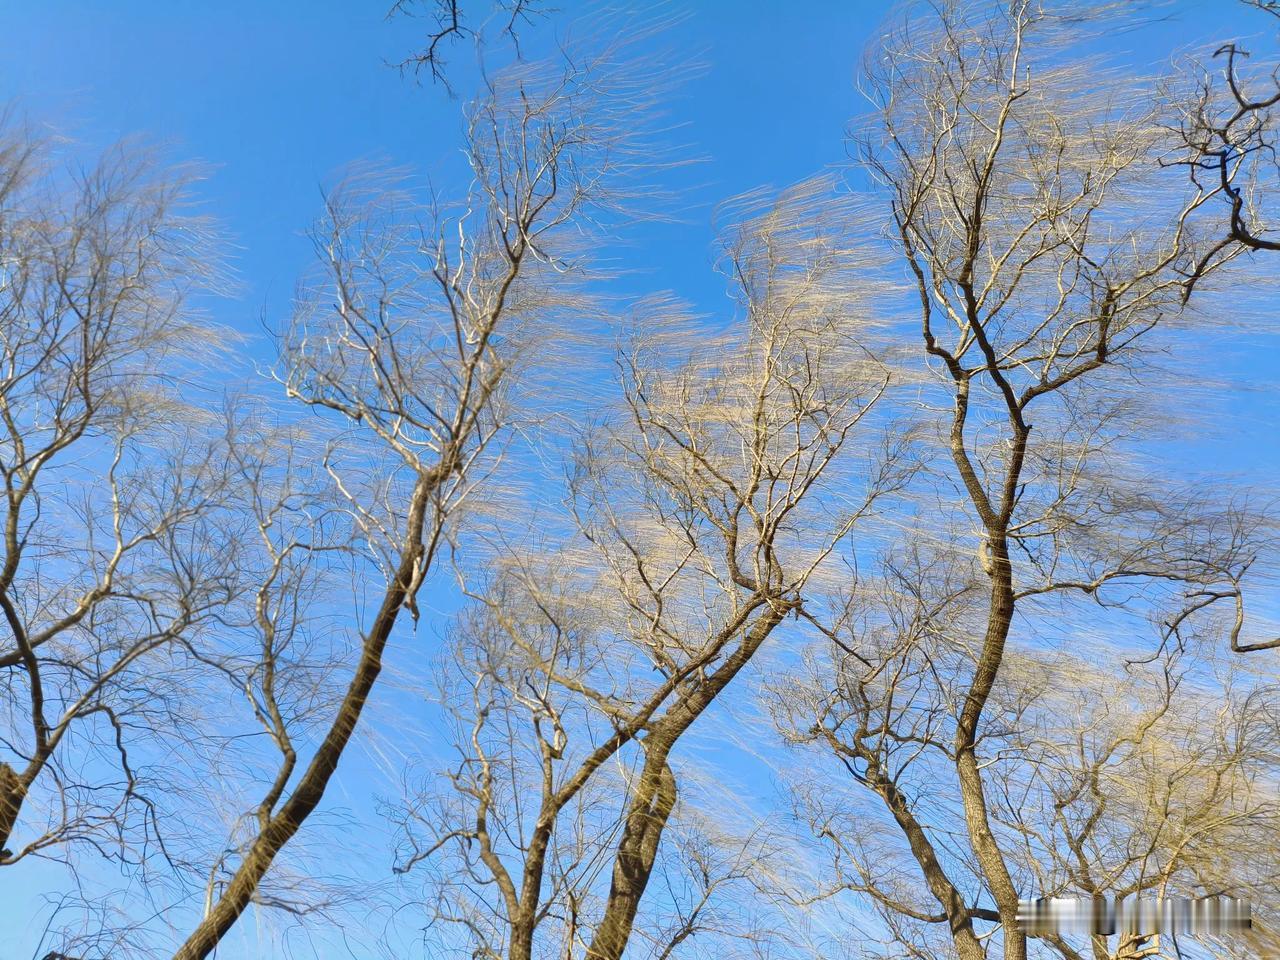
(391, 183), (908, 960)
(0, 120), (232, 869)
(169, 47), (649, 960)
(774, 2), (1276, 960)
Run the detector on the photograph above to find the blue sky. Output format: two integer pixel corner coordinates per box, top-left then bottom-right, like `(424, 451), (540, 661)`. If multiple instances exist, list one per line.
(2, 1), (1278, 957)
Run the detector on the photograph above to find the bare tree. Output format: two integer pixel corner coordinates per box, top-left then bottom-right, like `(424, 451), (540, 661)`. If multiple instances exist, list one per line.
(168, 45), (651, 960)
(390, 181), (906, 960)
(0, 118), (234, 870)
(771, 2), (1277, 959)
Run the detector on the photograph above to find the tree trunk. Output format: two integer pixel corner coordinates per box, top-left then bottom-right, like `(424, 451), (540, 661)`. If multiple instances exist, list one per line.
(585, 757), (677, 960)
(955, 538), (1024, 960)
(0, 762), (25, 858)
(171, 476), (433, 960)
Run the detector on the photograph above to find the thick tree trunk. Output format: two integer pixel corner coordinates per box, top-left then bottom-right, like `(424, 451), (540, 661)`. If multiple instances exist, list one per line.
(865, 752), (988, 960)
(955, 538), (1024, 960)
(583, 601), (793, 960)
(171, 476), (433, 960)
(172, 622), (395, 960)
(585, 758), (677, 960)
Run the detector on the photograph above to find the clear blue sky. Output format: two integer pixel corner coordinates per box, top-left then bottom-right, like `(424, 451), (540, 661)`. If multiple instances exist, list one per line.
(1, 2), (1277, 957)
